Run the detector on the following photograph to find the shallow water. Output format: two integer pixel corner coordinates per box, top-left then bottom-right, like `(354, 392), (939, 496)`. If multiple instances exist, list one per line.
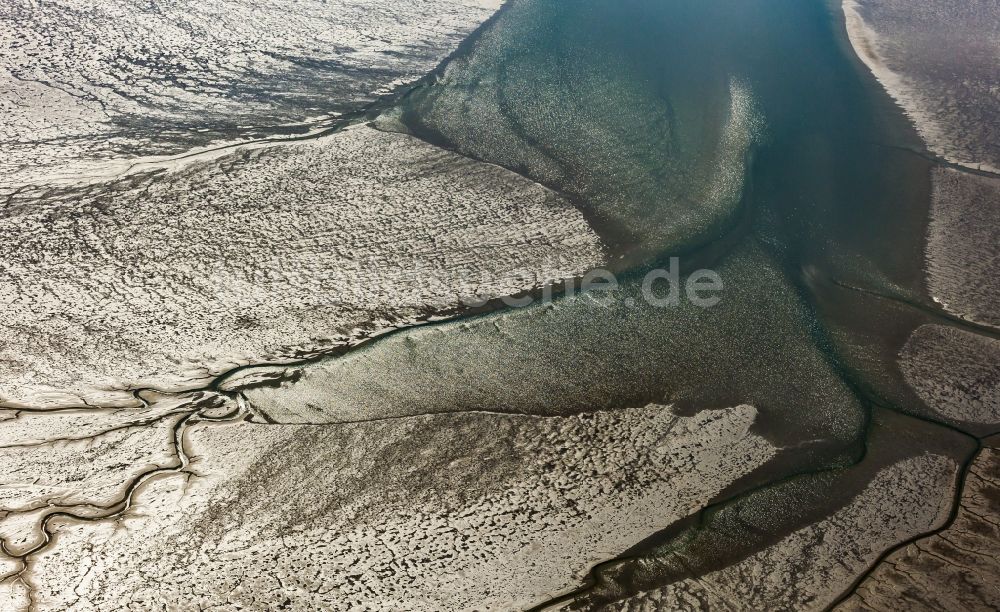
(4, 0), (993, 608)
(376, 0), (945, 467)
(357, 0), (980, 602)
(390, 0), (929, 284)
(381, 0), (947, 425)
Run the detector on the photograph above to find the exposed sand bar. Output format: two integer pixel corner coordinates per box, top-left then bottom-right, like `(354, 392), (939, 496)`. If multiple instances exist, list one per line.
(0, 125), (604, 409)
(8, 404), (777, 610)
(843, 0), (1000, 174)
(0, 0), (506, 187)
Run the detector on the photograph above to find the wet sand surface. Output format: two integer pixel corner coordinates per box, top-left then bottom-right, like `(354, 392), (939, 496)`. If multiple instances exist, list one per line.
(1, 0), (999, 609)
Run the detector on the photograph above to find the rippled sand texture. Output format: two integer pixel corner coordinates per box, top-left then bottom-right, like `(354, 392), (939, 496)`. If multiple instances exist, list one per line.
(900, 325), (1000, 430)
(612, 455), (956, 611)
(2, 403), (776, 610)
(840, 6), (1000, 555)
(383, 0), (760, 257)
(544, 410), (975, 611)
(838, 446), (1000, 612)
(244, 242), (866, 467)
(2, 0), (999, 608)
(840, 0), (1000, 433)
(842, 2), (1000, 331)
(925, 168), (1000, 327)
(843, 0), (1000, 172)
(0, 0), (501, 185)
(0, 125), (604, 407)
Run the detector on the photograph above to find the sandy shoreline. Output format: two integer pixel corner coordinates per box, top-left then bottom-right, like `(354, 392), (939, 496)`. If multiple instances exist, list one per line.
(841, 0), (1000, 175)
